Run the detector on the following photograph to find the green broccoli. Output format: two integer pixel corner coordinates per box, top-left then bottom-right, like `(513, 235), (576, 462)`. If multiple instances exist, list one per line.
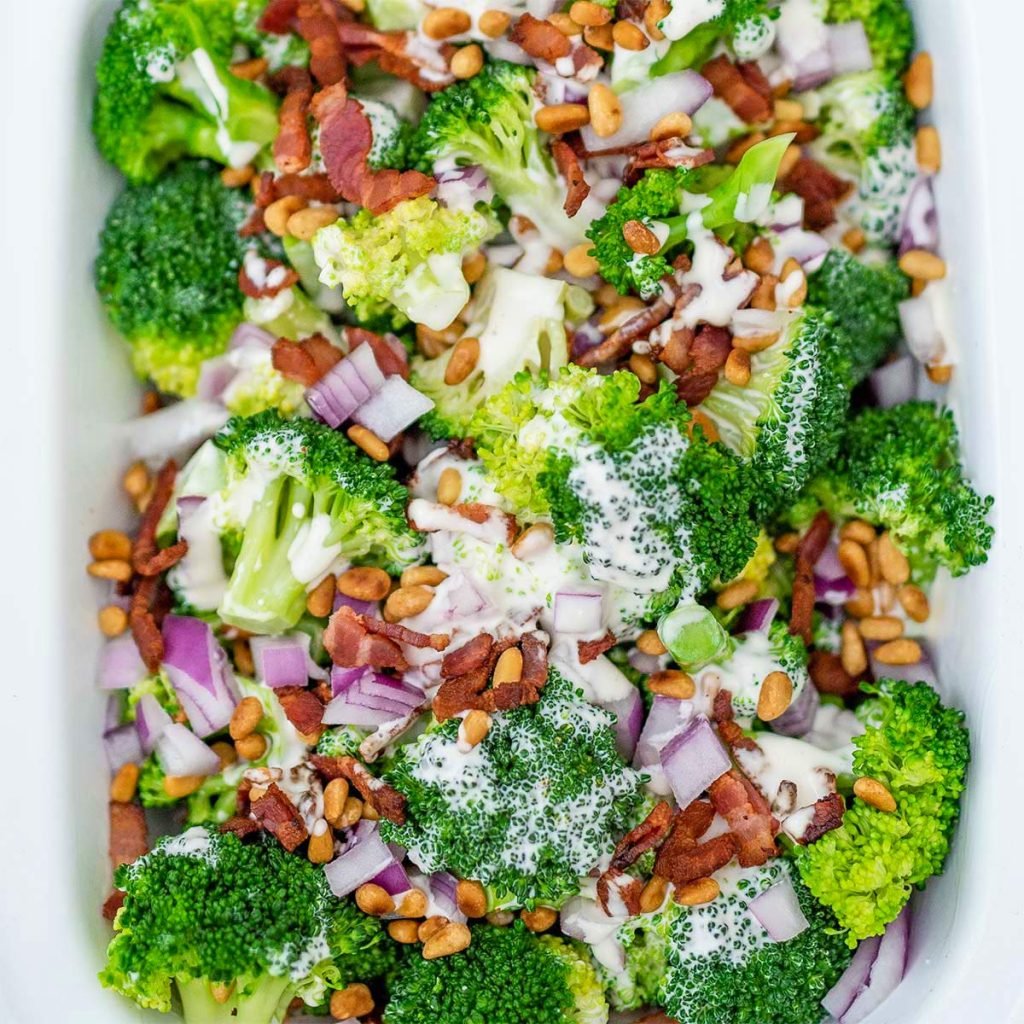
(585, 135), (794, 296)
(93, 0), (279, 183)
(798, 679), (970, 942)
(100, 827), (393, 1022)
(210, 411), (423, 633)
(313, 196), (498, 332)
(364, 0), (427, 29)
(317, 725), (368, 759)
(413, 267), (573, 439)
(381, 670), (645, 909)
(409, 61), (590, 250)
(124, 671), (182, 721)
(806, 249), (910, 382)
(599, 906), (676, 1011)
(658, 859), (853, 1024)
(826, 0), (915, 75)
(361, 97), (414, 170)
(697, 307), (853, 513)
(653, 0), (778, 74)
(384, 922), (608, 1024)
(95, 161), (250, 397)
(233, 0), (311, 71)
(794, 401), (994, 580)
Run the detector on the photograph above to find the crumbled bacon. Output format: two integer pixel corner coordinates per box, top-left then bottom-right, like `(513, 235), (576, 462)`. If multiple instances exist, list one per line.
(651, 326), (694, 375)
(801, 793), (846, 844)
(441, 634), (494, 678)
(781, 156), (853, 231)
(102, 890), (126, 921)
(271, 334), (343, 386)
(654, 800), (737, 887)
(509, 13), (571, 61)
(346, 327), (409, 378)
(239, 208), (268, 237)
(129, 575), (165, 672)
(324, 605), (408, 671)
(517, 632), (549, 692)
(597, 869), (644, 916)
(275, 685), (326, 734)
(708, 769), (779, 867)
(808, 649), (860, 697)
(576, 294), (675, 368)
(109, 801), (149, 871)
(238, 257), (299, 300)
(336, 22), (455, 92)
(318, 755), (408, 824)
(271, 66), (315, 174)
(296, 0), (349, 86)
(701, 55), (773, 124)
(577, 631), (616, 664)
(712, 690), (760, 752)
(551, 139), (591, 217)
(251, 783), (309, 851)
(363, 617), (450, 651)
(623, 140), (714, 185)
(674, 325), (733, 406)
(610, 800), (674, 871)
(219, 815), (263, 840)
(258, 0), (299, 33)
(790, 510), (833, 644)
(132, 460), (187, 578)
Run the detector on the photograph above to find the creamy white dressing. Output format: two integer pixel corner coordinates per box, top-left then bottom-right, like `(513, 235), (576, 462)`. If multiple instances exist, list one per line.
(735, 734), (851, 809)
(733, 182), (773, 223)
(286, 513), (344, 587)
(550, 635), (636, 704)
(732, 13), (777, 60)
(698, 630), (804, 718)
(169, 498), (228, 611)
(658, 0), (724, 42)
(776, 0), (829, 66)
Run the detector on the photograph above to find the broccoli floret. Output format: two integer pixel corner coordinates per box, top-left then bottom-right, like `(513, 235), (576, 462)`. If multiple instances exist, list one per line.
(101, 827), (393, 1022)
(409, 61), (588, 250)
(220, 345), (309, 418)
(233, 0), (311, 70)
(313, 196), (498, 332)
(698, 307), (853, 513)
(381, 670), (645, 909)
(211, 411), (422, 633)
(361, 97), (414, 170)
(384, 922), (608, 1024)
(124, 671), (182, 721)
(317, 726), (367, 758)
(586, 135), (794, 296)
(654, 0), (777, 70)
(826, 0), (915, 75)
(95, 161), (251, 396)
(798, 679), (970, 942)
(806, 249), (909, 382)
(413, 267), (572, 439)
(797, 401), (994, 580)
(93, 0), (279, 183)
(658, 859), (853, 1024)
(600, 906), (676, 1011)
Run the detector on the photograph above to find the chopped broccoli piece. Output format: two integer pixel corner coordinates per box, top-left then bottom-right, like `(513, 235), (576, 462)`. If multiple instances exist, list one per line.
(794, 401), (994, 580)
(698, 307), (853, 513)
(654, 0), (777, 70)
(600, 906), (676, 1011)
(798, 679), (970, 942)
(826, 0), (915, 75)
(313, 196), (498, 331)
(806, 249), (910, 382)
(586, 135), (795, 296)
(381, 670), (645, 909)
(361, 97), (414, 170)
(100, 827), (393, 1021)
(364, 0), (427, 30)
(413, 267), (571, 439)
(409, 61), (589, 250)
(384, 923), (608, 1024)
(95, 161), (250, 397)
(211, 411), (422, 633)
(93, 0), (279, 183)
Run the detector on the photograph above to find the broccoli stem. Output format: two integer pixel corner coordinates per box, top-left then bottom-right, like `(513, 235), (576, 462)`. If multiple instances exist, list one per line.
(176, 975), (294, 1024)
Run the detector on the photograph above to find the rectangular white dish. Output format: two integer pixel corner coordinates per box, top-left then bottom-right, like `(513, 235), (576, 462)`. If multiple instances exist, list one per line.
(2, 0), (1023, 1020)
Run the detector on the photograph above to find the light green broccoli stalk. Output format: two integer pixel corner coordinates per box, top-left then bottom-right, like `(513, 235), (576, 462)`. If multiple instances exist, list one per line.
(798, 679), (970, 943)
(313, 196), (498, 332)
(653, 0), (778, 72)
(100, 827), (395, 1022)
(825, 0), (915, 75)
(383, 922), (609, 1024)
(364, 0), (428, 30)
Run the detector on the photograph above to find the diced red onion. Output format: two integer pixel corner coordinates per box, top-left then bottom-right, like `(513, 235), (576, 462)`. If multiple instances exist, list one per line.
(559, 895), (626, 972)
(738, 598), (779, 634)
(448, 576), (490, 616)
(196, 355), (238, 403)
(773, 226), (830, 274)
(134, 692), (173, 755)
(602, 686), (645, 760)
(331, 666), (368, 698)
(827, 21), (873, 75)
(792, 50), (834, 92)
(358, 672), (426, 709)
(748, 874), (810, 941)
(580, 72), (712, 152)
(899, 177), (939, 255)
(352, 376), (435, 442)
(425, 871), (467, 923)
(435, 164), (495, 211)
(99, 634), (147, 690)
(229, 323), (275, 351)
(770, 194), (806, 231)
(571, 319), (604, 359)
(554, 590), (604, 635)
(162, 615), (239, 737)
(770, 677), (820, 737)
(372, 860), (413, 897)
(104, 693), (123, 733)
(823, 934), (882, 1020)
(125, 399), (229, 463)
(324, 825), (397, 897)
(815, 571), (856, 605)
(868, 640), (937, 688)
(332, 593), (379, 618)
(660, 715), (732, 809)
(104, 725), (143, 772)
(307, 363), (361, 429)
(155, 722), (221, 777)
(870, 355), (917, 408)
(342, 341), (386, 401)
(898, 290), (947, 366)
(250, 635), (313, 689)
(839, 906), (910, 1023)
(627, 647), (663, 677)
(323, 670), (413, 728)
(634, 696), (695, 774)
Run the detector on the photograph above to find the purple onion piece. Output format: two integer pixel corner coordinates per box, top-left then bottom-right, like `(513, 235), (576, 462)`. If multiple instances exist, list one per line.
(634, 696), (695, 772)
(899, 177), (939, 256)
(822, 935), (882, 1020)
(229, 323), (275, 351)
(868, 641), (937, 688)
(324, 826), (396, 897)
(99, 634), (146, 690)
(196, 355), (238, 403)
(770, 679), (820, 737)
(827, 21), (873, 75)
(351, 376), (435, 442)
(748, 875), (810, 942)
(659, 715), (731, 808)
(250, 635), (313, 689)
(738, 598), (779, 634)
(372, 860), (413, 897)
(104, 725), (143, 773)
(135, 692), (173, 755)
(839, 907), (910, 1023)
(104, 693), (123, 733)
(870, 356), (917, 409)
(154, 722), (221, 777)
(601, 686), (645, 761)
(162, 615), (238, 737)
(333, 593), (379, 618)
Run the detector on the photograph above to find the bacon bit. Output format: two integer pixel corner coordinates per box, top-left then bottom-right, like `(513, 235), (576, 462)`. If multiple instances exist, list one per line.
(327, 755), (408, 824)
(219, 815), (263, 840)
(790, 510), (832, 644)
(296, 0), (350, 86)
(346, 326), (409, 378)
(238, 257), (300, 300)
(132, 460), (187, 577)
(363, 616), (451, 651)
(251, 783), (309, 851)
(610, 800), (674, 871)
(808, 650), (860, 697)
(654, 801), (736, 887)
(109, 801), (148, 871)
(452, 503), (519, 544)
(651, 326), (694, 375)
(577, 631), (615, 664)
(711, 690), (760, 752)
(701, 55), (773, 124)
(576, 294), (675, 368)
(433, 635), (544, 720)
(258, 0), (299, 33)
(315, 92), (434, 215)
(781, 156), (853, 231)
(737, 60), (773, 105)
(801, 793), (846, 844)
(708, 769), (779, 867)
(324, 605), (408, 671)
(239, 208), (268, 236)
(433, 669), (491, 722)
(551, 139), (591, 217)
(518, 632), (549, 691)
(441, 634), (494, 678)
(271, 334), (343, 386)
(337, 22), (455, 92)
(597, 869), (644, 916)
(271, 66), (315, 174)
(623, 140), (715, 185)
(274, 685), (326, 734)
(675, 324), (732, 406)
(129, 576), (164, 672)
(102, 889), (126, 920)
(509, 13), (572, 61)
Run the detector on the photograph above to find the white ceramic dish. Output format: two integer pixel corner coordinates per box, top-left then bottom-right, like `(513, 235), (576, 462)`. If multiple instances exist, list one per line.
(2, 0), (1023, 1020)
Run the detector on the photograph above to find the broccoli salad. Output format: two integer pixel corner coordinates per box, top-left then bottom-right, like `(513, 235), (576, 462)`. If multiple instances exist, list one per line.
(87, 0), (991, 1021)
